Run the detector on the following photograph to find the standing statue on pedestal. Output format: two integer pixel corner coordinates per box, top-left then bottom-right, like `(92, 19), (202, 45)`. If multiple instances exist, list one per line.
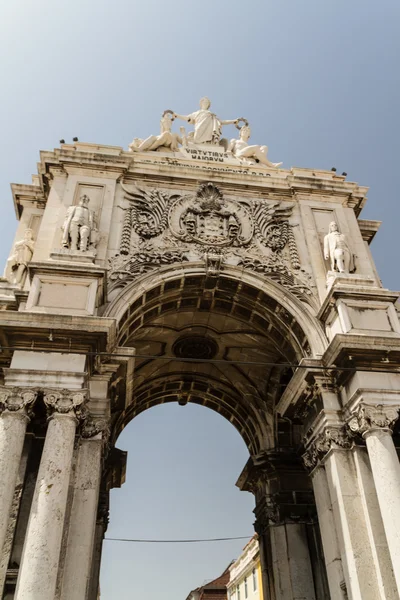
(229, 126), (282, 168)
(129, 113), (182, 153)
(62, 195), (96, 252)
(6, 228), (35, 285)
(171, 97), (241, 145)
(324, 221), (354, 273)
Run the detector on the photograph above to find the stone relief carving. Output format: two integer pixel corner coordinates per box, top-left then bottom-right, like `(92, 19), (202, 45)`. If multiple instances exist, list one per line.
(43, 389), (87, 418)
(302, 426), (352, 471)
(324, 221), (355, 274)
(0, 387), (37, 415)
(229, 126), (282, 168)
(62, 195), (98, 253)
(347, 404), (400, 436)
(110, 181), (315, 303)
(120, 182), (181, 240)
(108, 248), (188, 288)
(5, 229), (35, 285)
(168, 182), (253, 247)
(82, 416), (110, 440)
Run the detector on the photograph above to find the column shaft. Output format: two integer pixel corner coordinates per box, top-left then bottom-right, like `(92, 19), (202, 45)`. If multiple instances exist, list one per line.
(0, 412), (29, 558)
(15, 413), (76, 600)
(270, 523), (316, 600)
(311, 466), (344, 600)
(258, 531), (276, 600)
(60, 437), (102, 600)
(324, 449), (387, 599)
(364, 428), (400, 592)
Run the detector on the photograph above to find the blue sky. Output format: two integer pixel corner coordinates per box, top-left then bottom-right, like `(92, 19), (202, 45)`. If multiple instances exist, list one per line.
(1, 1), (399, 599)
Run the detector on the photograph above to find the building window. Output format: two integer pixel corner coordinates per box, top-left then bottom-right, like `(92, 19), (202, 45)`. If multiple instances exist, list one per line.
(245, 578), (248, 599)
(252, 569), (257, 591)
(237, 585), (240, 600)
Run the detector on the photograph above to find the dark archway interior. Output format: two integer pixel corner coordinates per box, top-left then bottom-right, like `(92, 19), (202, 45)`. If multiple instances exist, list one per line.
(113, 274), (311, 454)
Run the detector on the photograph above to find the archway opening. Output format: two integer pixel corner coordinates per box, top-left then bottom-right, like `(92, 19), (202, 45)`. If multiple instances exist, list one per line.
(100, 404), (255, 600)
(109, 271), (318, 454)
(99, 270), (324, 599)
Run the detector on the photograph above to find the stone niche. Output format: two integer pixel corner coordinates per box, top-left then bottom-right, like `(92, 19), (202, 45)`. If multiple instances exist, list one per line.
(26, 274), (98, 315)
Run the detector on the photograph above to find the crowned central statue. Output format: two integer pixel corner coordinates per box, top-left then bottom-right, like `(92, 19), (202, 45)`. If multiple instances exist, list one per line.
(171, 97), (241, 145)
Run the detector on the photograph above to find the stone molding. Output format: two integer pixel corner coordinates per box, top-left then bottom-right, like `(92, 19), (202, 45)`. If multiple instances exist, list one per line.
(347, 403), (400, 437)
(43, 388), (87, 419)
(0, 386), (37, 416)
(302, 426), (352, 472)
(293, 373), (339, 421)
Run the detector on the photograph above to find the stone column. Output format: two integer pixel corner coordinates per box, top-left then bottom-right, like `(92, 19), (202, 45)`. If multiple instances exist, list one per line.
(0, 388), (36, 559)
(270, 522), (316, 600)
(254, 516), (275, 600)
(87, 490), (109, 600)
(60, 421), (105, 600)
(349, 404), (400, 593)
(303, 424), (397, 600)
(310, 465), (344, 600)
(15, 389), (86, 600)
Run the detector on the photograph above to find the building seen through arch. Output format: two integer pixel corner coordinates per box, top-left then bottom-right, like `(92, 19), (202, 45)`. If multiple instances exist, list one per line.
(0, 99), (400, 599)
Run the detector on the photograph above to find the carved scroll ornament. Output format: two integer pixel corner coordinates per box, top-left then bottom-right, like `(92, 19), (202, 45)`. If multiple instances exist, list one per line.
(0, 387), (37, 415)
(302, 426), (352, 471)
(43, 389), (87, 419)
(347, 404), (400, 436)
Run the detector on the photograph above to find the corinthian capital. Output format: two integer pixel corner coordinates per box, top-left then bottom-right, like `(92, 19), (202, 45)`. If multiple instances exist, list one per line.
(82, 416), (110, 440)
(347, 404), (400, 436)
(43, 389), (87, 419)
(0, 386), (37, 416)
(302, 426), (352, 472)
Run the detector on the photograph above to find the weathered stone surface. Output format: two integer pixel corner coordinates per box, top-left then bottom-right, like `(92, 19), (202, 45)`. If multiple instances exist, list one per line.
(0, 103), (399, 599)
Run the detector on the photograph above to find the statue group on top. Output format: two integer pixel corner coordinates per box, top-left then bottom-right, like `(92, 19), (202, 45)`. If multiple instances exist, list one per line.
(129, 97), (282, 168)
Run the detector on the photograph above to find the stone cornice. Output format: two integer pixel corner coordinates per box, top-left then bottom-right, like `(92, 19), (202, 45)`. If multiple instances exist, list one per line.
(0, 311), (116, 356)
(357, 219), (381, 244)
(28, 144), (369, 211)
(322, 333), (400, 372)
(318, 285), (400, 325)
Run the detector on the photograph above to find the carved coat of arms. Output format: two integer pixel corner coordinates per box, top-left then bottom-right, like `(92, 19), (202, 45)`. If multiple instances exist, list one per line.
(168, 182), (253, 247)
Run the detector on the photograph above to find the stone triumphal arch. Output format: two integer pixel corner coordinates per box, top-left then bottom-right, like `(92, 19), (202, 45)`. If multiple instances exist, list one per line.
(1, 98), (400, 600)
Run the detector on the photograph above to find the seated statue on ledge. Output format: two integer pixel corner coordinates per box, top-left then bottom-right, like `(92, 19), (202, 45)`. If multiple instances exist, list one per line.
(6, 228), (35, 285)
(229, 126), (282, 168)
(324, 221), (355, 273)
(129, 113), (182, 153)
